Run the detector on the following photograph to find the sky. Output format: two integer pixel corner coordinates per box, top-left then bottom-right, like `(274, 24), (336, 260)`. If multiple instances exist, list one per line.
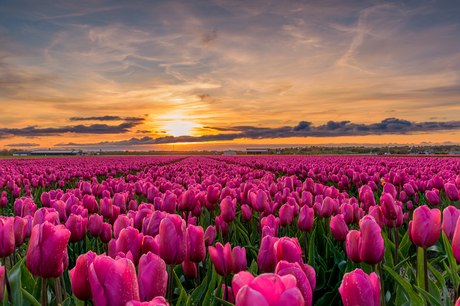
(0, 0), (459, 151)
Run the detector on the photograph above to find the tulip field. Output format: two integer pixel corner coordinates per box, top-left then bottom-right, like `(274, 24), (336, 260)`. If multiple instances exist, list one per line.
(1, 155), (460, 306)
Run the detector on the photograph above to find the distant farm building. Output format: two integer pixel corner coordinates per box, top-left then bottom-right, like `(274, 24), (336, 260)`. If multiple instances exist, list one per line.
(246, 148), (269, 155)
(31, 149), (82, 156)
(223, 150), (237, 155)
(12, 151), (31, 157)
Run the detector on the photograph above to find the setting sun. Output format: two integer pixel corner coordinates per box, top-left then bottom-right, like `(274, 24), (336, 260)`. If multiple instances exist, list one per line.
(162, 121), (201, 137)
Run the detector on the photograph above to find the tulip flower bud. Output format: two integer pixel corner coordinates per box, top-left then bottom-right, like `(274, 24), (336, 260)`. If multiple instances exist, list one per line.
(241, 205), (253, 222)
(100, 223), (113, 243)
(275, 237), (303, 266)
(138, 252), (167, 301)
(162, 192), (177, 214)
(426, 190), (440, 206)
(88, 255), (140, 306)
(346, 230), (361, 264)
(26, 221), (71, 279)
(298, 206), (314, 232)
(70, 251), (97, 301)
(410, 205), (441, 249)
(159, 214), (186, 265)
(66, 214), (88, 243)
(252, 190), (268, 212)
(182, 257), (197, 279)
(0, 217), (14, 258)
(443, 206), (460, 241)
(446, 183), (460, 202)
(100, 198), (113, 219)
(261, 215), (280, 237)
(186, 225), (206, 263)
(220, 196), (236, 223)
(13, 216), (27, 247)
(359, 216), (384, 265)
(89, 214), (103, 237)
(209, 242), (233, 276)
(383, 183), (397, 199)
(330, 215), (349, 242)
(32, 207), (60, 227)
(114, 215), (133, 239)
(215, 215), (228, 236)
(232, 246), (247, 274)
(204, 225), (216, 247)
(279, 204), (294, 227)
(339, 269), (380, 306)
(380, 193), (397, 220)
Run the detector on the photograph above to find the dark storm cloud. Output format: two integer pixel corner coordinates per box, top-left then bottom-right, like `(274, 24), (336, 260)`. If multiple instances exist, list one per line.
(54, 117), (460, 147)
(5, 143), (39, 147)
(69, 116), (145, 122)
(0, 122), (141, 137)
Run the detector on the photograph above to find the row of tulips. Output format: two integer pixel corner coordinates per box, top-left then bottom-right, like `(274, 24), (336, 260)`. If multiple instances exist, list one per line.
(0, 155), (459, 306)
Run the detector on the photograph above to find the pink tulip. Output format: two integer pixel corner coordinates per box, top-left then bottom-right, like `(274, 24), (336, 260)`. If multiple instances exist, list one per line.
(88, 255), (140, 306)
(13, 216), (27, 247)
(159, 214), (186, 266)
(339, 269), (380, 306)
(258, 236), (279, 273)
(442, 206), (460, 240)
(359, 216), (384, 265)
(204, 225), (216, 247)
(346, 230), (361, 264)
(275, 237), (303, 266)
(186, 225), (206, 263)
(233, 273), (304, 306)
(330, 214), (349, 242)
(70, 251), (97, 301)
(410, 205), (441, 249)
(220, 196), (236, 223)
(232, 246), (247, 274)
(89, 214), (103, 237)
(138, 252), (167, 301)
(0, 217), (14, 258)
(26, 221), (71, 278)
(125, 297), (168, 306)
(209, 242), (233, 276)
(66, 214), (88, 243)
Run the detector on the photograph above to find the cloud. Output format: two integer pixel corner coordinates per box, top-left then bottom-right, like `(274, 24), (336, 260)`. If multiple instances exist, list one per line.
(0, 122), (141, 137)
(69, 116), (145, 122)
(5, 143), (39, 147)
(201, 29), (219, 47)
(53, 117), (460, 147)
(196, 94), (221, 104)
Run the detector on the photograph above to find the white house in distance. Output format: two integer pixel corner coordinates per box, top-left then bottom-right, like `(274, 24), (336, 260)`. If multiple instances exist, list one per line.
(12, 151), (31, 157)
(246, 148), (269, 155)
(223, 150), (236, 155)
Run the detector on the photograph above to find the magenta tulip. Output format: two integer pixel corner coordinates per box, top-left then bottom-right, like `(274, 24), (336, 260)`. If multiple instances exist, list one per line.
(233, 273), (304, 306)
(346, 230), (362, 264)
(26, 221), (71, 278)
(138, 252), (167, 301)
(232, 246), (247, 274)
(257, 236), (279, 273)
(359, 216), (384, 265)
(275, 261), (312, 306)
(209, 242), (233, 276)
(13, 216), (27, 247)
(339, 269), (380, 306)
(0, 217), (14, 258)
(159, 214), (186, 265)
(220, 196), (236, 223)
(204, 225), (216, 247)
(442, 206), (460, 240)
(89, 214), (103, 237)
(70, 251), (97, 301)
(88, 255), (140, 306)
(186, 225), (206, 263)
(410, 205), (441, 249)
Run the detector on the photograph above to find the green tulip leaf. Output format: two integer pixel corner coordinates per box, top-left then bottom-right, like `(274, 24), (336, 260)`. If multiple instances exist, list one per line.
(414, 285), (443, 306)
(20, 288), (40, 306)
(213, 297), (235, 306)
(187, 277), (207, 306)
(383, 264), (424, 306)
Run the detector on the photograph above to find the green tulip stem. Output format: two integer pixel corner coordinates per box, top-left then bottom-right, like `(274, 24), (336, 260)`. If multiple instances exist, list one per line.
(224, 275), (228, 302)
(303, 231), (308, 262)
(4, 267), (13, 305)
(72, 243), (77, 264)
(54, 278), (62, 305)
(168, 265), (174, 304)
(60, 275), (67, 300)
(393, 221), (399, 265)
(423, 247), (430, 306)
(95, 237), (99, 255)
(378, 262), (385, 306)
(41, 278), (47, 306)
